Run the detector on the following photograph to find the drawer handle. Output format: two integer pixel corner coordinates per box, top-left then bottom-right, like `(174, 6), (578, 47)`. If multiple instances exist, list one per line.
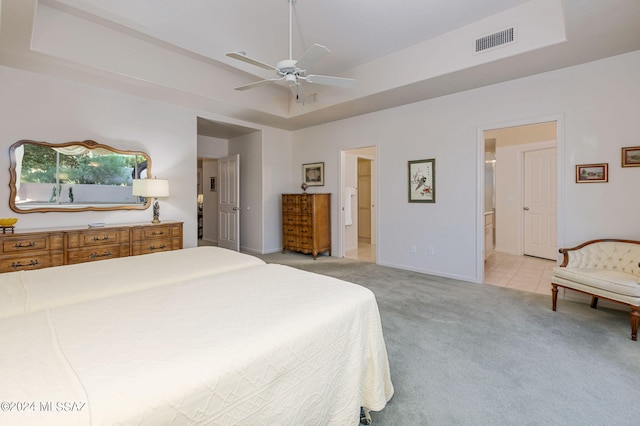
(149, 244), (166, 251)
(151, 231), (165, 236)
(14, 242), (36, 249)
(10, 259), (39, 269)
(92, 236), (110, 241)
(89, 250), (112, 259)
(300, 230), (308, 233)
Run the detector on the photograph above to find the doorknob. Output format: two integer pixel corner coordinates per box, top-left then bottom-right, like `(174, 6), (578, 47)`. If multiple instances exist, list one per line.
(232, 207), (241, 211)
(523, 207), (530, 211)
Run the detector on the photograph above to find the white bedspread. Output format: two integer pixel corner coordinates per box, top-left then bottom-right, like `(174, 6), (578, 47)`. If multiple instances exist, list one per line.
(0, 247), (265, 319)
(0, 263), (393, 425)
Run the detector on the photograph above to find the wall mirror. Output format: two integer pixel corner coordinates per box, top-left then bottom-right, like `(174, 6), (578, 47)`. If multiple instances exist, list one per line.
(9, 140), (151, 213)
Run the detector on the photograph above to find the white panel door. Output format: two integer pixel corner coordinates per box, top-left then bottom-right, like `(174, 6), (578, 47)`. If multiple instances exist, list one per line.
(218, 154), (240, 251)
(523, 147), (557, 260)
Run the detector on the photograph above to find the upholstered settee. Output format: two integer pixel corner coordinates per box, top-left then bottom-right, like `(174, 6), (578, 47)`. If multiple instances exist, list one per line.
(551, 239), (640, 341)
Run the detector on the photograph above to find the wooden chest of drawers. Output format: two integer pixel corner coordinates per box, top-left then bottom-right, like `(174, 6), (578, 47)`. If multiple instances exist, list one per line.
(0, 231), (64, 272)
(0, 221), (183, 273)
(282, 193), (331, 259)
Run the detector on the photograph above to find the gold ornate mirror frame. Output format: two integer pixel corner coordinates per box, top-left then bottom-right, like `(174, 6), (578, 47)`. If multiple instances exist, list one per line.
(9, 140), (152, 213)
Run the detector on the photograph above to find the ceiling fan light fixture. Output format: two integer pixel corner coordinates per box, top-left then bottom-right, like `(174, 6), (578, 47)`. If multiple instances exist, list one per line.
(285, 74), (297, 86)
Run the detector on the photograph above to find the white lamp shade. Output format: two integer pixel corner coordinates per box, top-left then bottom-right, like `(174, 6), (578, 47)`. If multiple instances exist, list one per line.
(132, 179), (170, 198)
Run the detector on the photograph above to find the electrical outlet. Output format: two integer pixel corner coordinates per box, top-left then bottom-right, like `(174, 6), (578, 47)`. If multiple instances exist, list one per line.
(410, 244), (417, 254)
(428, 247), (435, 256)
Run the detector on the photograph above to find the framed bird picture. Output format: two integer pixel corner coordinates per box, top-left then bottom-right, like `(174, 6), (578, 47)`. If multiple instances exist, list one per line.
(408, 158), (435, 203)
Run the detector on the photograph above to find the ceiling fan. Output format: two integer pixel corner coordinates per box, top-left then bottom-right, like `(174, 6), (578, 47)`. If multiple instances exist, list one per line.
(225, 0), (356, 104)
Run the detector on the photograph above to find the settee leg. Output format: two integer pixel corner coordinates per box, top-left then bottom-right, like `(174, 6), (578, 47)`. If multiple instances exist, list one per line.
(551, 284), (558, 311)
(630, 308), (639, 341)
(590, 296), (599, 309)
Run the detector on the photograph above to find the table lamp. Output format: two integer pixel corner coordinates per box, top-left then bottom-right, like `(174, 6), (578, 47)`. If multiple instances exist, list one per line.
(132, 178), (170, 223)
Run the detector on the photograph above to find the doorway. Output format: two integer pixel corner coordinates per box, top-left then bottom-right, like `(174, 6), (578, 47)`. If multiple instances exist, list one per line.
(481, 119), (562, 285)
(342, 146), (377, 263)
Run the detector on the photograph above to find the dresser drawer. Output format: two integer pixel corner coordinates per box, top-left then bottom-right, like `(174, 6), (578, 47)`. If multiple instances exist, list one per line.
(297, 214), (312, 226)
(1, 233), (63, 254)
(283, 225), (297, 237)
(66, 228), (129, 249)
(282, 195), (298, 206)
(282, 236), (299, 250)
(131, 224), (181, 241)
(66, 244), (130, 264)
(0, 251), (64, 272)
(131, 238), (181, 256)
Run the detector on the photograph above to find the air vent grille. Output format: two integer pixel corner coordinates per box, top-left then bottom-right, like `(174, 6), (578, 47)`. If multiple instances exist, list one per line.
(475, 27), (515, 53)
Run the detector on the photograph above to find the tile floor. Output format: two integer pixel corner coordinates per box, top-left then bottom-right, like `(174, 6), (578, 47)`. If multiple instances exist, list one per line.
(484, 251), (556, 295)
(346, 241), (556, 296)
(345, 240), (376, 263)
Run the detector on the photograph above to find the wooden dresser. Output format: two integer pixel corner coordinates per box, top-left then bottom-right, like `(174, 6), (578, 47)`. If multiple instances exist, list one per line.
(282, 193), (331, 260)
(0, 221), (183, 273)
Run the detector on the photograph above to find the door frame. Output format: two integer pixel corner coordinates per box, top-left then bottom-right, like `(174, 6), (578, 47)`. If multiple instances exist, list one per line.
(338, 145), (378, 260)
(476, 114), (565, 283)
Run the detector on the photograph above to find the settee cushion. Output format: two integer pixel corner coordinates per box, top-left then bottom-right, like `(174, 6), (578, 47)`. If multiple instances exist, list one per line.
(552, 267), (640, 297)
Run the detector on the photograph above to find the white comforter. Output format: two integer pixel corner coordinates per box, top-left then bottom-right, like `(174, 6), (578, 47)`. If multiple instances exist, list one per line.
(0, 247), (265, 319)
(0, 263), (393, 425)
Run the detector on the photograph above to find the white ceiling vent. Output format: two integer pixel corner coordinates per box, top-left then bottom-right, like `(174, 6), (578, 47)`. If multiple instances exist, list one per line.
(475, 27), (516, 54)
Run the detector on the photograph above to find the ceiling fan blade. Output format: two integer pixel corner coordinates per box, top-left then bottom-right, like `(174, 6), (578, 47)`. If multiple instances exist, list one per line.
(304, 74), (356, 88)
(226, 51), (276, 71)
(295, 44), (330, 72)
(234, 77), (284, 91)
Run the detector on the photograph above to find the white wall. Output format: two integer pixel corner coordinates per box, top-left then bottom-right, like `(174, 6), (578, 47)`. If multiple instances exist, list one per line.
(262, 128), (293, 253)
(197, 135), (228, 158)
(293, 50), (640, 282)
(0, 66), (198, 247)
(0, 66), (291, 254)
(3, 50), (639, 282)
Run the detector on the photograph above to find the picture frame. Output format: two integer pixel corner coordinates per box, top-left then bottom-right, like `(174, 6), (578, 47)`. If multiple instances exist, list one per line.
(302, 162), (324, 186)
(621, 146), (640, 167)
(209, 177), (217, 191)
(576, 163), (608, 183)
(408, 158), (435, 202)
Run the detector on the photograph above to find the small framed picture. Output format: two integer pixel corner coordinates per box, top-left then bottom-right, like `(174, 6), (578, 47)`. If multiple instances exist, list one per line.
(408, 158), (435, 202)
(576, 163), (608, 183)
(621, 146), (640, 167)
(209, 177), (217, 191)
(303, 162), (324, 186)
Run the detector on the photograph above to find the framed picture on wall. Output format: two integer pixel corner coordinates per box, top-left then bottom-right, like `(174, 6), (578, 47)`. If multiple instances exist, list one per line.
(209, 177), (217, 191)
(576, 163), (608, 183)
(408, 158), (435, 202)
(303, 162), (324, 186)
(622, 146), (640, 167)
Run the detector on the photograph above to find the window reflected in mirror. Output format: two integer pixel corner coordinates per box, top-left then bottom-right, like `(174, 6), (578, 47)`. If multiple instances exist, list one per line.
(9, 140), (151, 213)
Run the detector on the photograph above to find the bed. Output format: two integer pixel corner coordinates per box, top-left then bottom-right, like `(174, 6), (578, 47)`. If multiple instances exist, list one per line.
(0, 247), (393, 425)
